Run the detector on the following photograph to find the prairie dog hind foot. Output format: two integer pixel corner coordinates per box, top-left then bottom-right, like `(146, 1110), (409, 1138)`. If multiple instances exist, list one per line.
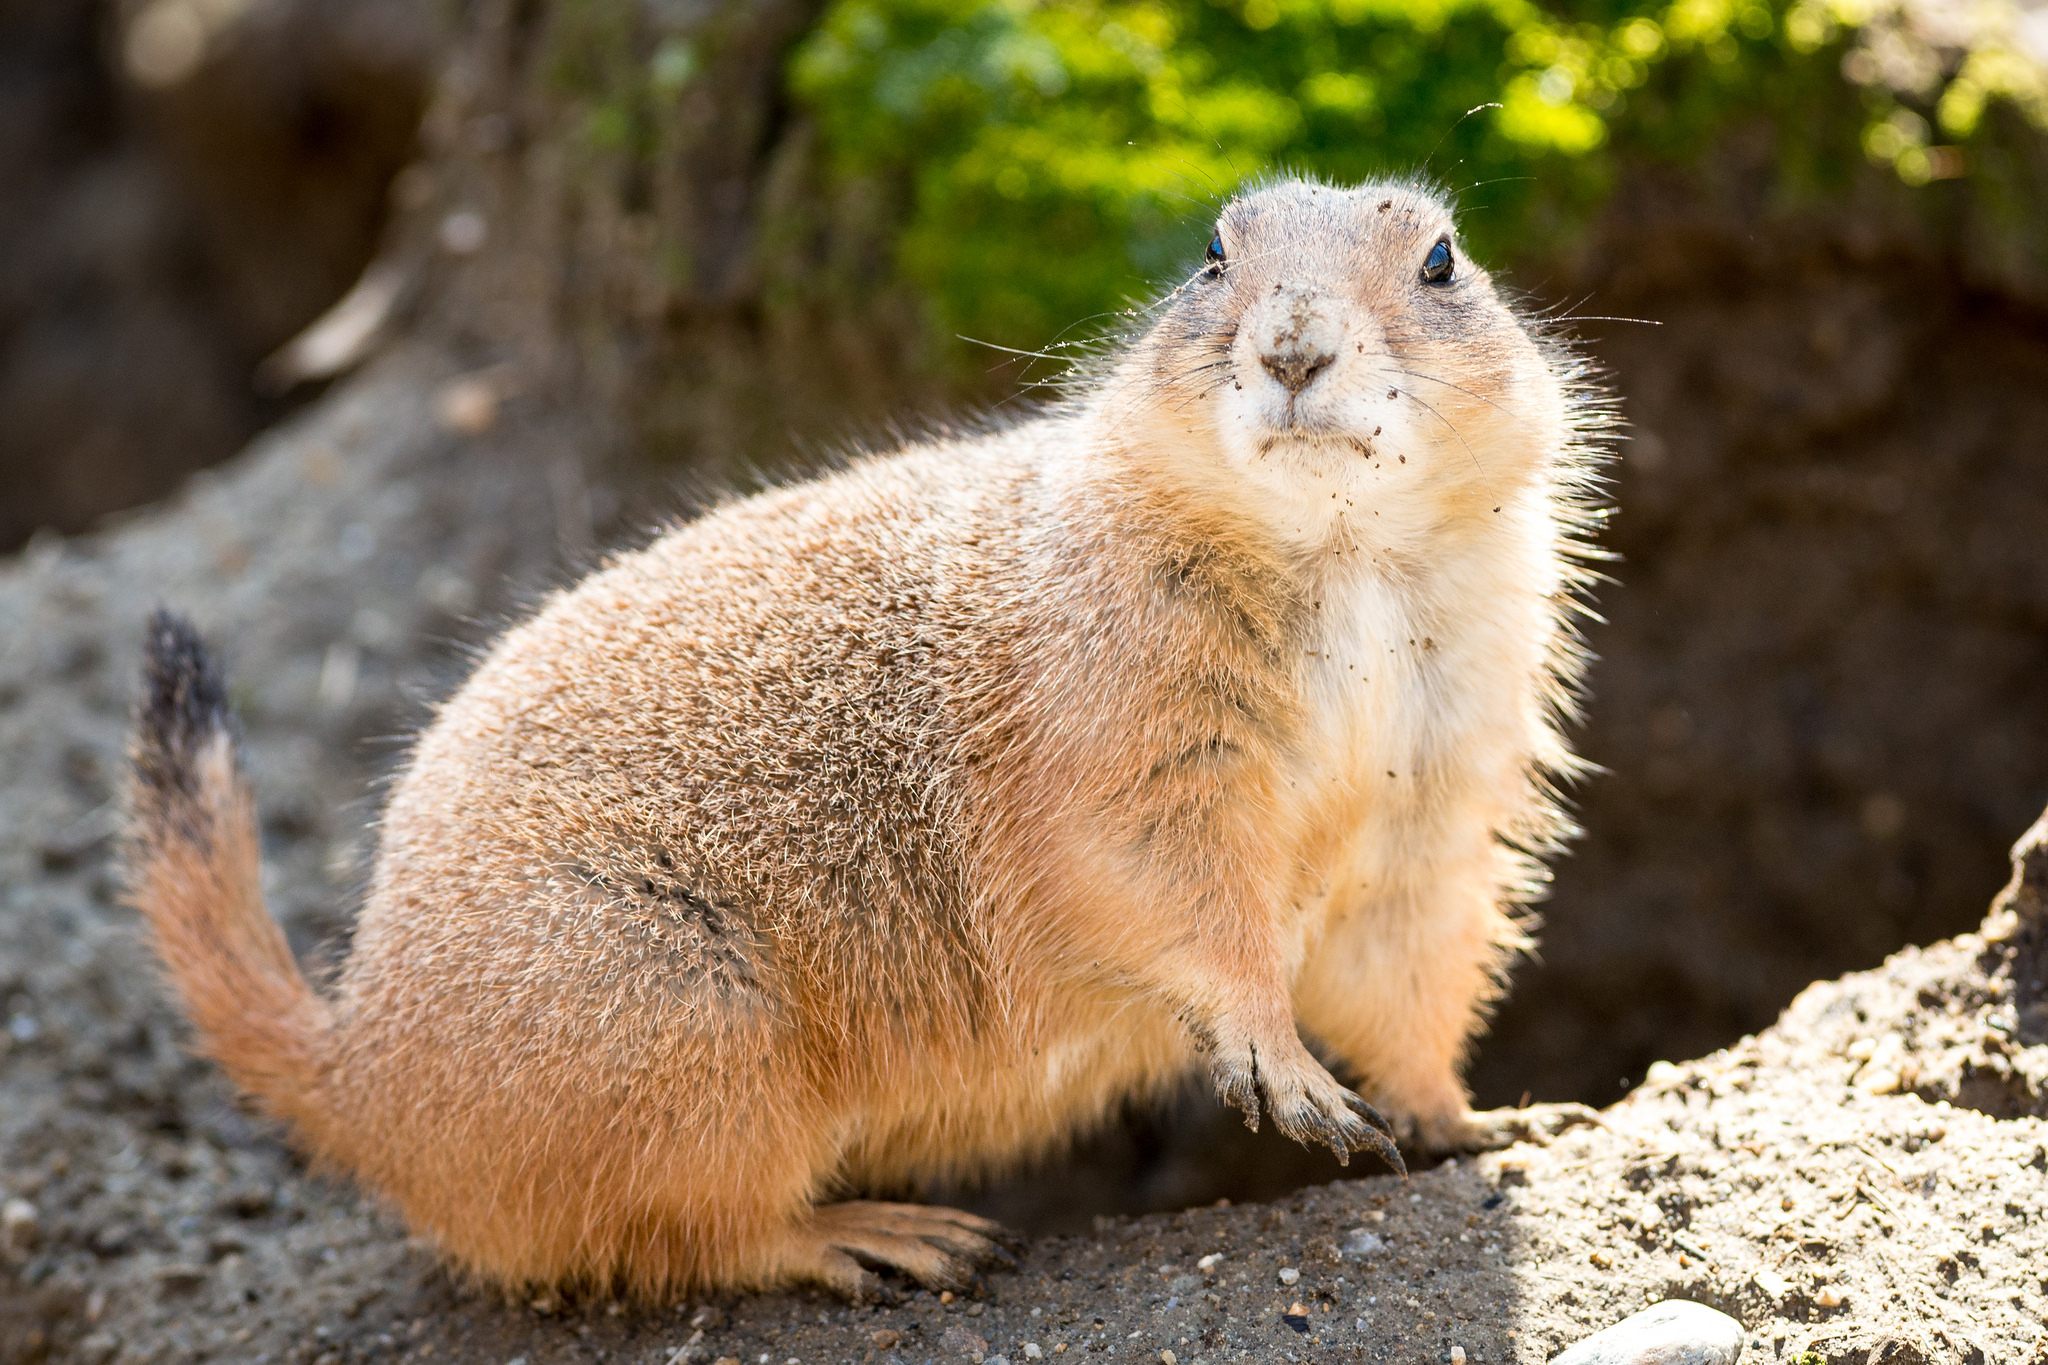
(1412, 1101), (1607, 1154)
(780, 1202), (1013, 1301)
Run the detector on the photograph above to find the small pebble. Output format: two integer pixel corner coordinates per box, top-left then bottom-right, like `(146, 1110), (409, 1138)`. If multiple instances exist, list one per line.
(1161, 1352), (1178, 1365)
(938, 1323), (988, 1358)
(1340, 1228), (1387, 1259)
(435, 378), (501, 436)
(1548, 1300), (1744, 1365)
(1277, 1266), (1301, 1286)
(1023, 1347), (1043, 1361)
(1196, 1252), (1223, 1272)
(439, 209), (487, 255)
(1450, 1349), (1468, 1364)
(154, 1264), (208, 1294)
(1814, 1286), (1845, 1310)
(1, 1199), (39, 1251)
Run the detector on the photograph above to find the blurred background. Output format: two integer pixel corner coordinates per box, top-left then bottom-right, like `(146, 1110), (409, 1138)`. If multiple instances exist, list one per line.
(4, 0), (2048, 1224)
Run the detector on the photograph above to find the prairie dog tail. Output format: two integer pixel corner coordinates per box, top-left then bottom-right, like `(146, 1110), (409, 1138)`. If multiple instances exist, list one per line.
(124, 610), (335, 1141)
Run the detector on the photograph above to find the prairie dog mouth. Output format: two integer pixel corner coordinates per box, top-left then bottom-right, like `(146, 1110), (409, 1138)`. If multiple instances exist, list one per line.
(1255, 427), (1379, 460)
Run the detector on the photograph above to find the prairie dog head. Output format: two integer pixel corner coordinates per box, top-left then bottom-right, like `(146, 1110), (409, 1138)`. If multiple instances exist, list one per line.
(1100, 177), (1573, 547)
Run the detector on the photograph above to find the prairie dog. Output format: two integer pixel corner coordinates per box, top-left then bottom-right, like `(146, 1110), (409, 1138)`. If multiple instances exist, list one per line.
(125, 178), (1609, 1300)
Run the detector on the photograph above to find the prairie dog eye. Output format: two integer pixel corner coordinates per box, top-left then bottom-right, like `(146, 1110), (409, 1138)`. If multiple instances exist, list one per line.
(1205, 233), (1226, 276)
(1420, 237), (1455, 285)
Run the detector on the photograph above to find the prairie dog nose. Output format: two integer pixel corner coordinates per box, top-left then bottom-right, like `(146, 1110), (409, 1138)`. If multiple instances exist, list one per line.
(1257, 288), (1341, 395)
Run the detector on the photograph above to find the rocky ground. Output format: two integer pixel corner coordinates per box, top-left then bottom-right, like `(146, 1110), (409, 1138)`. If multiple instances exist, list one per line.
(3, 348), (2047, 1364)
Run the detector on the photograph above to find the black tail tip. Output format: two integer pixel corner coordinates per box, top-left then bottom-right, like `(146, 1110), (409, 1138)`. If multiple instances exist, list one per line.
(137, 609), (234, 793)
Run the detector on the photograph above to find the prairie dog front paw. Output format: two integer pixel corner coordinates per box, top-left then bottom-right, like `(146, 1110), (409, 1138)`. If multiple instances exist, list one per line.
(1203, 1026), (1405, 1174)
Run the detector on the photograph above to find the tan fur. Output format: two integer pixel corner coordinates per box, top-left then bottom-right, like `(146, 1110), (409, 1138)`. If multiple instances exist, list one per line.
(123, 178), (1612, 1300)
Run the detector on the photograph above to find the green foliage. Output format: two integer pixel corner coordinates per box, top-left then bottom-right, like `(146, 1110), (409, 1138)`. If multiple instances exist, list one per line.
(791, 0), (2048, 353)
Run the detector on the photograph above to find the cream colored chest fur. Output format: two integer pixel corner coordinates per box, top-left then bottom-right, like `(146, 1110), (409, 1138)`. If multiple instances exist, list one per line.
(1282, 499), (1560, 925)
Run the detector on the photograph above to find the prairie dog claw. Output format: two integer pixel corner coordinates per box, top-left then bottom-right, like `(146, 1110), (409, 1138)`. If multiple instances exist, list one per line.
(1205, 1028), (1407, 1174)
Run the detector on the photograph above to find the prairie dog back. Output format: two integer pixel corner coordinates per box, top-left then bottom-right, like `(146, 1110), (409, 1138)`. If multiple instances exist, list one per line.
(125, 176), (1609, 1299)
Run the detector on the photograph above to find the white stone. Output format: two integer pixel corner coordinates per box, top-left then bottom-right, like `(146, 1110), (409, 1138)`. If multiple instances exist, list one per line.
(1549, 1300), (1744, 1365)
(1340, 1228), (1388, 1259)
